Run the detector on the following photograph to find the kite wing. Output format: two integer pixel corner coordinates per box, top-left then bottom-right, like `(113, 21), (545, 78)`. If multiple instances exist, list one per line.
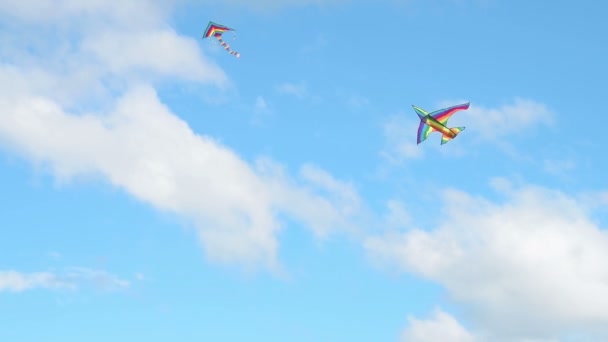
(417, 120), (436, 144)
(413, 105), (438, 144)
(203, 21), (234, 37)
(428, 103), (470, 125)
(202, 21), (240, 58)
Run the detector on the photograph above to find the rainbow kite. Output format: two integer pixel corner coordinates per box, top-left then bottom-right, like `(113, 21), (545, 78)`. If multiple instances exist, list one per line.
(413, 103), (469, 145)
(203, 21), (240, 58)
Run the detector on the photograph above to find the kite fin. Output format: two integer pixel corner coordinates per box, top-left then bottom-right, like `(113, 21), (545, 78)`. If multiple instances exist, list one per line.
(441, 134), (453, 145)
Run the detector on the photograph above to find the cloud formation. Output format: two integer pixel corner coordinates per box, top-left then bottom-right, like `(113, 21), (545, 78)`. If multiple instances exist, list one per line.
(0, 268), (129, 293)
(0, 0), (227, 106)
(401, 309), (475, 342)
(366, 182), (608, 340)
(0, 0), (171, 26)
(381, 115), (423, 163)
(0, 85), (359, 271)
(461, 98), (553, 141)
(0, 1), (360, 272)
(277, 81), (309, 99)
(201, 0), (346, 11)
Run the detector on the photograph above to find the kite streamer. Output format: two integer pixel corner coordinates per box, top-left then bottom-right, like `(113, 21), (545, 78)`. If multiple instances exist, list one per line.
(203, 21), (241, 58)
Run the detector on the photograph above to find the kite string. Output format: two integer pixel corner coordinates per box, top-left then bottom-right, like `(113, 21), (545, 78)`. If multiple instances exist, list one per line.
(216, 35), (240, 58)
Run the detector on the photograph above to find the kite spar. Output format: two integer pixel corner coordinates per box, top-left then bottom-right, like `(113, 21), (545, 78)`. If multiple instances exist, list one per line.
(203, 21), (241, 58)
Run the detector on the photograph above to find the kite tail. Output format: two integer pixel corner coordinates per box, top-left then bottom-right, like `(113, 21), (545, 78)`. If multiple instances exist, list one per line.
(216, 36), (240, 58)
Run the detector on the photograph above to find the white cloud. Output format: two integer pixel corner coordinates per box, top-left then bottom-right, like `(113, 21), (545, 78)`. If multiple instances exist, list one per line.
(255, 96), (269, 113)
(253, 96), (270, 114)
(402, 309), (476, 342)
(251, 96), (272, 126)
(542, 158), (575, 176)
(300, 33), (329, 54)
(0, 1), (365, 272)
(380, 115), (422, 162)
(0, 268), (129, 293)
(346, 94), (370, 109)
(0, 85), (360, 271)
(0, 0), (228, 105)
(81, 29), (226, 84)
(64, 267), (131, 291)
(460, 98), (553, 141)
(366, 183), (608, 340)
(0, 271), (72, 292)
(277, 81), (308, 99)
(201, 0), (347, 11)
(258, 160), (361, 239)
(0, 0), (170, 27)
(384, 199), (411, 229)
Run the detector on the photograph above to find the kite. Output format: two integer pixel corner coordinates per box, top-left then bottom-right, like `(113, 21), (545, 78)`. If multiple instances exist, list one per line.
(413, 102), (469, 145)
(203, 21), (241, 58)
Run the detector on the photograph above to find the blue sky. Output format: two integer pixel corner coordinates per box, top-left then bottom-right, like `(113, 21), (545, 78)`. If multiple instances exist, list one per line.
(1, 0), (608, 341)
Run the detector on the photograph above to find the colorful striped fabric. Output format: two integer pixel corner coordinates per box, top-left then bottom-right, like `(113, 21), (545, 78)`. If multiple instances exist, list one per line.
(413, 103), (469, 145)
(203, 21), (240, 58)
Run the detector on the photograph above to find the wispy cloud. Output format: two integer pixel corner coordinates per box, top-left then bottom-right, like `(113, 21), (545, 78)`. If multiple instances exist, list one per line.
(255, 96), (269, 113)
(384, 199), (412, 229)
(459, 98), (554, 141)
(250, 96), (273, 126)
(0, 271), (72, 292)
(277, 81), (308, 99)
(258, 160), (362, 239)
(300, 33), (329, 54)
(201, 0), (347, 11)
(276, 81), (323, 104)
(345, 94), (370, 109)
(0, 1), (362, 273)
(64, 267), (131, 291)
(0, 0), (227, 109)
(543, 158), (576, 176)
(0, 0), (169, 25)
(380, 115), (422, 163)
(366, 181), (608, 340)
(0, 85), (360, 273)
(0, 268), (130, 293)
(81, 29), (225, 84)
(401, 309), (476, 342)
